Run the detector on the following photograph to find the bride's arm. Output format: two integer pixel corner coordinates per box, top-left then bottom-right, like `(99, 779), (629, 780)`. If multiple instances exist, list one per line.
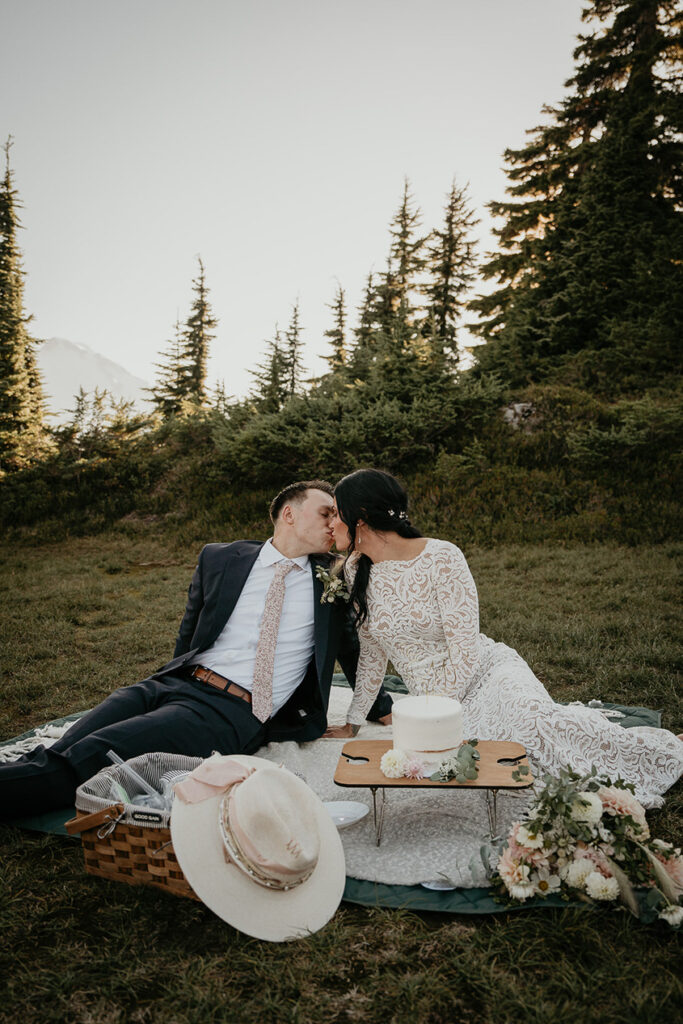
(343, 624), (389, 728)
(324, 554), (388, 736)
(432, 543), (481, 699)
(325, 628), (388, 737)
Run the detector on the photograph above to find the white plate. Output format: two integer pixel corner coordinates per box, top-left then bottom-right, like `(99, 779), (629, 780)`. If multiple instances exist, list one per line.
(420, 879), (457, 891)
(324, 801), (369, 829)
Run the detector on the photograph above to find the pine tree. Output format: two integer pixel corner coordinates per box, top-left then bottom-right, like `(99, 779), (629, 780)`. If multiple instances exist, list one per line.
(346, 272), (380, 382)
(471, 0), (683, 389)
(250, 327), (290, 412)
(423, 178), (478, 364)
(370, 261), (401, 338)
(0, 138), (46, 471)
(385, 178), (426, 337)
(212, 379), (231, 415)
(24, 337), (47, 424)
(148, 318), (186, 418)
(355, 272), (377, 348)
(322, 284), (347, 370)
(283, 300), (304, 396)
(391, 179), (426, 298)
(179, 257), (216, 404)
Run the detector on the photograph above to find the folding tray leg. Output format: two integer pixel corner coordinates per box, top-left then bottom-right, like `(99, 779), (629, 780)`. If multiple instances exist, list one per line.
(370, 787), (387, 847)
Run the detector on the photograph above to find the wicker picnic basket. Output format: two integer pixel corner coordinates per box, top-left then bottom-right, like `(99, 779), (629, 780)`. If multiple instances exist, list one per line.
(64, 752), (202, 900)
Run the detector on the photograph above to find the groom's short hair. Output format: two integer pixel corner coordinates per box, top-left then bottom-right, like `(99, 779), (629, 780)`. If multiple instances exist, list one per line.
(269, 480), (334, 523)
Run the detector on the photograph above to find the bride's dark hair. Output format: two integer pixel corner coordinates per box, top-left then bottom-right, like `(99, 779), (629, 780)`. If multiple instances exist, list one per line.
(334, 468), (422, 626)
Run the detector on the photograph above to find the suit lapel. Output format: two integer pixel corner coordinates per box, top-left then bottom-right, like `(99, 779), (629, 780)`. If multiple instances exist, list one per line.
(209, 543), (262, 642)
(311, 555), (332, 674)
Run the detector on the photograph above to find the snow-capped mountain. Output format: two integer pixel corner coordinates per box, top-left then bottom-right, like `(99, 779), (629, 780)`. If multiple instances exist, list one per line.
(36, 338), (150, 423)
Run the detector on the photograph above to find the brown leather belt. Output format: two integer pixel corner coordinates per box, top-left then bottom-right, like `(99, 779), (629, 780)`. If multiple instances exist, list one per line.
(191, 666), (252, 704)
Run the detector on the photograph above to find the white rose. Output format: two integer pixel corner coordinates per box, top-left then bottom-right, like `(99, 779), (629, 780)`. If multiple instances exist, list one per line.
(570, 792), (603, 825)
(658, 904), (683, 927)
(380, 749), (407, 779)
(585, 871), (619, 901)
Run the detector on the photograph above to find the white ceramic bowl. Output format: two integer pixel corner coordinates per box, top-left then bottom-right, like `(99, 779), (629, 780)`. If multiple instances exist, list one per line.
(324, 801), (369, 830)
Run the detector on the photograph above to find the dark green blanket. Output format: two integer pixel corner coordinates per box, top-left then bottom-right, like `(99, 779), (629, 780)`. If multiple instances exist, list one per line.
(0, 680), (662, 915)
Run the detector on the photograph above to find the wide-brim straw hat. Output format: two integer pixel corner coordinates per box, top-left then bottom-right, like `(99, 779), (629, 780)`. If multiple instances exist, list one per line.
(170, 753), (346, 942)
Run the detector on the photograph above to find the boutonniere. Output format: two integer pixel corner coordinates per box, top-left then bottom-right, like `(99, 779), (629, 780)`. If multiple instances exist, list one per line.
(314, 562), (351, 605)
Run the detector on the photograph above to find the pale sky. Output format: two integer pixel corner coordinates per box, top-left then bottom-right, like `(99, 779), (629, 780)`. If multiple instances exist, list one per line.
(2, 0), (586, 403)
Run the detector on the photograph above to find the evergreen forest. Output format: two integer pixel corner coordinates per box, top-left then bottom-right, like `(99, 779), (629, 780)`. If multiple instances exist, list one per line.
(1, 0), (680, 547)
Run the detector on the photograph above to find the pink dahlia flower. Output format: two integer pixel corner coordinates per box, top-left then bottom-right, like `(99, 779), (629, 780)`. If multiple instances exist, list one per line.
(597, 786), (649, 838)
(403, 758), (427, 780)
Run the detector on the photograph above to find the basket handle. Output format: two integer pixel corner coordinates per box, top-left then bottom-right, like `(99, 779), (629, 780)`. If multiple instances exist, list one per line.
(64, 803), (125, 835)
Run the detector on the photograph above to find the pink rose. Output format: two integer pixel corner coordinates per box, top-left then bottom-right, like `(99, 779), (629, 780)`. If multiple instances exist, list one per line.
(597, 786), (649, 837)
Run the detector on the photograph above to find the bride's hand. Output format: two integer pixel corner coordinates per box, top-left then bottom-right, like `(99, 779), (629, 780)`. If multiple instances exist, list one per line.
(323, 723), (357, 738)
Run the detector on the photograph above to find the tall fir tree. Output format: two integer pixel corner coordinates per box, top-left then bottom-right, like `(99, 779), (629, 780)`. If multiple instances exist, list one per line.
(148, 318), (185, 418)
(179, 257), (216, 404)
(212, 379), (231, 415)
(389, 178), (426, 311)
(423, 178), (478, 365)
(322, 284), (347, 371)
(346, 272), (380, 381)
(0, 138), (46, 472)
(471, 0), (683, 389)
(250, 327), (290, 412)
(284, 300), (304, 396)
(373, 180), (426, 340)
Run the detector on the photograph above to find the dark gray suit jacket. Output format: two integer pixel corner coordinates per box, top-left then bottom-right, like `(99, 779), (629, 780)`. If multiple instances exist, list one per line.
(155, 539), (365, 742)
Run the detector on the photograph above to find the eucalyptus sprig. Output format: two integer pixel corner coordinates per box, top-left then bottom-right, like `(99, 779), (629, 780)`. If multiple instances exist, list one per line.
(431, 739), (480, 783)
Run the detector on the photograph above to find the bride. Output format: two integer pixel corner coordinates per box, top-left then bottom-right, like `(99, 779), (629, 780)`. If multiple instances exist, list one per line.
(324, 469), (683, 809)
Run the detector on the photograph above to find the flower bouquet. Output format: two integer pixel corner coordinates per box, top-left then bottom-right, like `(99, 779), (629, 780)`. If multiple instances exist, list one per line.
(493, 765), (682, 926)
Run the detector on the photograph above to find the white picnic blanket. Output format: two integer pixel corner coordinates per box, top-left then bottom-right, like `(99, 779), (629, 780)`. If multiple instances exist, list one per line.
(1, 689), (528, 887)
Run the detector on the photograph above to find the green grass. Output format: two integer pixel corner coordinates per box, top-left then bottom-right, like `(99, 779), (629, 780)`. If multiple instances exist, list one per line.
(1, 529), (681, 1024)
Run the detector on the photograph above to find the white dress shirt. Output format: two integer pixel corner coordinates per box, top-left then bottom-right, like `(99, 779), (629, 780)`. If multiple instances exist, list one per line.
(190, 539), (315, 717)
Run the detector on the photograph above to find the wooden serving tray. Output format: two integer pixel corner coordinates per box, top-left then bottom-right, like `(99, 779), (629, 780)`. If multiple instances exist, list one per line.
(334, 739), (533, 790)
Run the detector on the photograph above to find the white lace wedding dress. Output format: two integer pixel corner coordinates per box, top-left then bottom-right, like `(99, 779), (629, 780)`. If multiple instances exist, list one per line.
(345, 539), (683, 809)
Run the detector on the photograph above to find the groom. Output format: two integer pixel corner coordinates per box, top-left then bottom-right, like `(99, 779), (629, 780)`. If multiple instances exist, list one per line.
(0, 480), (392, 820)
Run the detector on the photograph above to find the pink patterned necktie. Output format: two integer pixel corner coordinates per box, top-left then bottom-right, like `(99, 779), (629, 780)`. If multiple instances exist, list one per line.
(251, 560), (300, 723)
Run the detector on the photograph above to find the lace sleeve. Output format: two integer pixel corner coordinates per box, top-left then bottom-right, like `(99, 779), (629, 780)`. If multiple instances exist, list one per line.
(432, 543), (481, 700)
(345, 622), (389, 725)
(343, 555), (389, 726)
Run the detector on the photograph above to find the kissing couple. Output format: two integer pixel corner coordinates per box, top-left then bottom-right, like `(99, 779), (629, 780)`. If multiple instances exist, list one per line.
(1, 469), (681, 821)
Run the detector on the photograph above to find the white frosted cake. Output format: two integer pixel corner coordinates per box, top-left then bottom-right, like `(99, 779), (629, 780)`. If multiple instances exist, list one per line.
(392, 695), (463, 759)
